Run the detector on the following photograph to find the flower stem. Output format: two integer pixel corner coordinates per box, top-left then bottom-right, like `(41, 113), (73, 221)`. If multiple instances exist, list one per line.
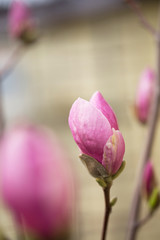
(134, 211), (153, 230)
(101, 186), (111, 240)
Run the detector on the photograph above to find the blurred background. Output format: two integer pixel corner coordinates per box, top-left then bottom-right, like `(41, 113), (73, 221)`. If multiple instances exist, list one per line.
(0, 0), (160, 239)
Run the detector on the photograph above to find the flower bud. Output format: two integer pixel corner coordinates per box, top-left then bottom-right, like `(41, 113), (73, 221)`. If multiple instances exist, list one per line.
(135, 69), (155, 123)
(68, 91), (125, 176)
(143, 161), (156, 199)
(0, 125), (75, 239)
(143, 161), (159, 210)
(8, 0), (36, 43)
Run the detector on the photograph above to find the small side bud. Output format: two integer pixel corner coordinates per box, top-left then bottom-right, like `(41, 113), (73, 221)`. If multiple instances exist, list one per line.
(143, 161), (160, 211)
(96, 178), (108, 188)
(8, 0), (37, 44)
(148, 187), (160, 211)
(110, 197), (118, 207)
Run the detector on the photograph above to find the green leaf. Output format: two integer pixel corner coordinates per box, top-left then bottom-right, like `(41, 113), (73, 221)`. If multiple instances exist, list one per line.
(112, 161), (126, 180)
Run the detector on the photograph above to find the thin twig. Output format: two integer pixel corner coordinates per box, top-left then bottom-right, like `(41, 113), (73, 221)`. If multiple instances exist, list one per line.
(0, 43), (25, 134)
(101, 186), (111, 240)
(127, 0), (157, 36)
(126, 40), (160, 240)
(126, 2), (160, 240)
(134, 211), (153, 230)
(0, 43), (24, 82)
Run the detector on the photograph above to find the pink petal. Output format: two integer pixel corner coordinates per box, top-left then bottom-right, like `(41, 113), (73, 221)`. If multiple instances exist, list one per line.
(68, 98), (113, 163)
(102, 129), (125, 175)
(90, 91), (119, 130)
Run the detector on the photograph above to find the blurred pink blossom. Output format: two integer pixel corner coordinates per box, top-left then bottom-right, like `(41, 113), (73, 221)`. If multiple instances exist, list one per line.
(68, 91), (125, 175)
(8, 0), (35, 42)
(135, 69), (156, 123)
(0, 125), (75, 238)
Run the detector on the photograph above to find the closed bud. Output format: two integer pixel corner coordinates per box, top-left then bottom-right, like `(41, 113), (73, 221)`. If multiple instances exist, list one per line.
(135, 69), (155, 123)
(143, 161), (159, 210)
(68, 91), (125, 178)
(8, 0), (36, 44)
(143, 161), (155, 198)
(0, 125), (75, 239)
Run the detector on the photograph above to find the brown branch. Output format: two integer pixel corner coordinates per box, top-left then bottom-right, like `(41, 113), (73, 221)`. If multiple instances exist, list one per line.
(101, 186), (111, 240)
(126, 41), (160, 240)
(134, 210), (154, 230)
(127, 0), (157, 36)
(125, 1), (160, 240)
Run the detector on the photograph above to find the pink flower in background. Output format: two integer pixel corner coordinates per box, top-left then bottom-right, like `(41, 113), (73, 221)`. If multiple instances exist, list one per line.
(143, 161), (156, 199)
(8, 0), (35, 42)
(135, 69), (155, 123)
(68, 91), (125, 175)
(0, 125), (75, 238)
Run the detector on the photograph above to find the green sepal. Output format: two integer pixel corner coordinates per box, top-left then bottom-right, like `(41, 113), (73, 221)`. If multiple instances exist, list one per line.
(20, 29), (37, 44)
(148, 187), (160, 210)
(110, 197), (118, 207)
(96, 178), (108, 188)
(79, 154), (109, 179)
(96, 176), (112, 188)
(0, 231), (10, 240)
(29, 230), (71, 240)
(112, 161), (126, 180)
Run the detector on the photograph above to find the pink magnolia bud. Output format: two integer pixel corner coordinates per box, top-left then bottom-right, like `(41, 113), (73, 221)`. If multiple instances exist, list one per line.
(8, 0), (36, 43)
(0, 125), (75, 238)
(68, 91), (125, 175)
(143, 161), (156, 199)
(143, 161), (160, 210)
(135, 69), (155, 123)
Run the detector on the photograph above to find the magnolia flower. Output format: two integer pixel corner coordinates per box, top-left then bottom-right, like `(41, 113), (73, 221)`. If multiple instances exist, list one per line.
(8, 0), (36, 43)
(135, 69), (155, 123)
(68, 91), (125, 176)
(0, 125), (75, 239)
